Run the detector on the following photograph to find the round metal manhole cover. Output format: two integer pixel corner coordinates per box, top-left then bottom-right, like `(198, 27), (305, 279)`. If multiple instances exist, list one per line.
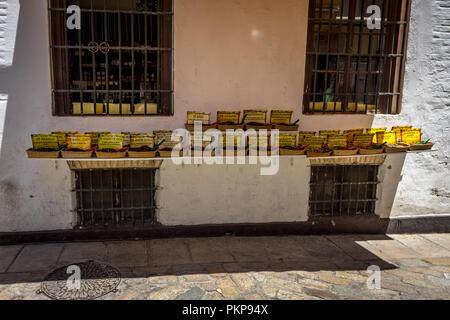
(39, 260), (121, 300)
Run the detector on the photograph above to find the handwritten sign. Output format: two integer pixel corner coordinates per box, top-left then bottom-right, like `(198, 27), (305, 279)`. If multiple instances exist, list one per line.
(222, 134), (243, 148)
(67, 134), (92, 151)
(86, 132), (111, 145)
(279, 133), (297, 147)
(376, 131), (397, 145)
(319, 130), (341, 138)
(243, 110), (267, 124)
(154, 131), (181, 149)
(98, 134), (124, 150)
(401, 129), (422, 144)
(367, 128), (387, 143)
(353, 134), (375, 147)
(327, 135), (348, 149)
(217, 111), (240, 124)
(303, 136), (325, 148)
(32, 134), (59, 150)
(52, 132), (78, 146)
(187, 112), (211, 125)
(298, 131), (316, 145)
(130, 135), (155, 149)
(249, 135), (269, 149)
(270, 110), (293, 125)
(343, 129), (364, 143)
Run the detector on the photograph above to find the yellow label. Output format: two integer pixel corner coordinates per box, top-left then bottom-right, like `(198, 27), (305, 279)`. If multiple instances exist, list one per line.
(187, 112), (210, 125)
(249, 135), (269, 149)
(51, 132), (78, 146)
(392, 126), (413, 132)
(190, 133), (211, 149)
(67, 134), (92, 151)
(376, 131), (397, 145)
(327, 135), (348, 148)
(130, 135), (155, 149)
(98, 134), (124, 150)
(343, 129), (364, 143)
(279, 133), (297, 147)
(154, 131), (181, 150)
(243, 110), (267, 124)
(217, 111), (240, 124)
(319, 130), (341, 138)
(31, 134), (59, 150)
(85, 132), (111, 145)
(298, 131), (316, 145)
(401, 129), (422, 144)
(270, 110), (293, 125)
(303, 136), (325, 148)
(353, 134), (375, 147)
(221, 134), (243, 148)
(367, 128), (387, 143)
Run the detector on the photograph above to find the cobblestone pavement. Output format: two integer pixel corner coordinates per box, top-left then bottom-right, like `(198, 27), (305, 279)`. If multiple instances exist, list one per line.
(0, 234), (449, 300)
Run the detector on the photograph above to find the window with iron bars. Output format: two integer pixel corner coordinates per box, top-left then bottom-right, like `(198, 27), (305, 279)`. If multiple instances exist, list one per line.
(49, 0), (173, 116)
(303, 0), (411, 114)
(309, 165), (379, 217)
(74, 168), (157, 227)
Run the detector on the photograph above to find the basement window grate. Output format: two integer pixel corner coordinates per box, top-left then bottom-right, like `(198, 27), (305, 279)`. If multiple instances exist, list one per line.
(309, 165), (379, 217)
(74, 168), (157, 227)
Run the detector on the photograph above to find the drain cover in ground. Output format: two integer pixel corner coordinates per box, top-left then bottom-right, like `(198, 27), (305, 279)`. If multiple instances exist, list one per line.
(40, 260), (121, 300)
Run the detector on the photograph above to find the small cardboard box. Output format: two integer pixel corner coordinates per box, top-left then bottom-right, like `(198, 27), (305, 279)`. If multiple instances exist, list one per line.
(73, 103), (104, 115)
(26, 149), (60, 159)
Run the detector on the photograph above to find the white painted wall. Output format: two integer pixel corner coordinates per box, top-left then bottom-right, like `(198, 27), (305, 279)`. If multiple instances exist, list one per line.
(0, 0), (448, 232)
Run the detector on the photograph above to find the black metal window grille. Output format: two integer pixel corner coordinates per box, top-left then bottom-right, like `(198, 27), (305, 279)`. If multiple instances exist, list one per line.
(309, 165), (379, 217)
(74, 168), (157, 227)
(303, 0), (411, 114)
(49, 0), (173, 116)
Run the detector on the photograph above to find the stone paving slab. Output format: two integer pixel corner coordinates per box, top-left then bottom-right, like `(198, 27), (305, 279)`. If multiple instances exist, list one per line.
(0, 234), (449, 300)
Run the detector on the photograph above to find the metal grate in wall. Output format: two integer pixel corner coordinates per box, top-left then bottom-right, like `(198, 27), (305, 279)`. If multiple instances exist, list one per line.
(74, 168), (157, 227)
(49, 0), (173, 116)
(304, 0), (411, 114)
(309, 165), (379, 217)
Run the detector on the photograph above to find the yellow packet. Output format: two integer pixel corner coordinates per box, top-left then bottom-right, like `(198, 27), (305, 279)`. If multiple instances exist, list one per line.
(31, 134), (59, 150)
(154, 131), (181, 150)
(353, 134), (375, 147)
(327, 135), (348, 149)
(98, 134), (124, 150)
(66, 134), (92, 151)
(130, 134), (155, 149)
(343, 129), (364, 143)
(85, 132), (111, 145)
(217, 111), (240, 124)
(304, 136), (325, 148)
(279, 133), (297, 147)
(298, 131), (316, 145)
(376, 131), (397, 145)
(187, 112), (211, 125)
(249, 135), (269, 149)
(270, 110), (293, 125)
(367, 127), (387, 143)
(221, 134), (243, 149)
(243, 110), (267, 124)
(401, 129), (422, 144)
(319, 130), (341, 138)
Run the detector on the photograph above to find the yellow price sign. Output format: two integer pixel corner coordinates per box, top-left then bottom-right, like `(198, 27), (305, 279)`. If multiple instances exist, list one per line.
(401, 129), (422, 144)
(187, 112), (211, 125)
(217, 111), (240, 124)
(367, 128), (387, 143)
(86, 132), (111, 145)
(343, 129), (364, 143)
(249, 135), (269, 149)
(298, 131), (316, 145)
(270, 110), (293, 125)
(98, 134), (124, 150)
(327, 135), (348, 149)
(222, 134), (243, 148)
(353, 134), (375, 147)
(67, 134), (92, 151)
(376, 131), (397, 145)
(279, 133), (297, 147)
(304, 136), (325, 148)
(319, 130), (341, 138)
(32, 134), (59, 150)
(154, 131), (181, 149)
(243, 110), (267, 124)
(130, 135), (155, 149)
